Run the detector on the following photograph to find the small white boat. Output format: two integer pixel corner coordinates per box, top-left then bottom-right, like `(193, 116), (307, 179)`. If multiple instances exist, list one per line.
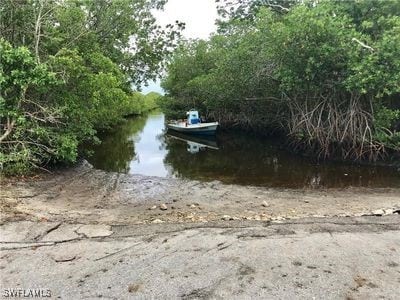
(167, 110), (219, 135)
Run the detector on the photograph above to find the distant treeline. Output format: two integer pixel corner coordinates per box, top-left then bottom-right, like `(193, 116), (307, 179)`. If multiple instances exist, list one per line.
(159, 0), (400, 162)
(0, 0), (180, 174)
(128, 92), (162, 116)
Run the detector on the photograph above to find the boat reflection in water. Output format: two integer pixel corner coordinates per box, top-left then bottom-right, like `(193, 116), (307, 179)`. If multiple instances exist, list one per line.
(166, 131), (219, 154)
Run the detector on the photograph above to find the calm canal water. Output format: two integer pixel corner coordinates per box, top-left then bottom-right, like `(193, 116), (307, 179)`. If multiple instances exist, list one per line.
(85, 111), (400, 188)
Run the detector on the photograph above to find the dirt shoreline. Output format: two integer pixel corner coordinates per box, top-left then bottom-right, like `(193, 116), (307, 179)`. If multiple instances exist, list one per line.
(1, 161), (400, 299)
(1, 160), (399, 225)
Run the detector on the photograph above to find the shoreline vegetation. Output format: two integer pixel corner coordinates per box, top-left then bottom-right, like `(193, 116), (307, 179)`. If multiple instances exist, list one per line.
(0, 0), (181, 175)
(159, 0), (400, 164)
(1, 0), (399, 176)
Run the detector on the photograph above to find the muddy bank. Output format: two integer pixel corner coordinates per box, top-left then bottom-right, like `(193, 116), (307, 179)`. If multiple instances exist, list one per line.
(1, 160), (399, 225)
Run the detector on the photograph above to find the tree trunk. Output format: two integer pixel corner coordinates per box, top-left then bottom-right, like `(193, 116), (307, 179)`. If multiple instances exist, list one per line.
(34, 0), (44, 63)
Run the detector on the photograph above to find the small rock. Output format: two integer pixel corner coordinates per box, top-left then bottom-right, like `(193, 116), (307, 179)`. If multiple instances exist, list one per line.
(151, 219), (164, 224)
(41, 224), (80, 242)
(262, 201), (269, 207)
(372, 209), (384, 216)
(304, 200), (309, 203)
(312, 215), (325, 218)
(149, 205), (157, 210)
(222, 215), (231, 221)
(189, 204), (197, 208)
(128, 283), (141, 293)
(160, 204), (168, 210)
(51, 253), (77, 262)
(384, 208), (394, 215)
(77, 225), (113, 238)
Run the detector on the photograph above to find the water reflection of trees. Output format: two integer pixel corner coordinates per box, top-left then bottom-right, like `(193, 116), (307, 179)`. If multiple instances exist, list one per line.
(85, 116), (147, 173)
(162, 131), (400, 188)
(85, 113), (400, 188)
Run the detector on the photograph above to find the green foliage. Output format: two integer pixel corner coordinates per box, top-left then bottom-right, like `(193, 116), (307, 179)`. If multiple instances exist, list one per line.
(373, 106), (400, 149)
(161, 0), (400, 160)
(0, 0), (179, 174)
(0, 39), (66, 174)
(143, 92), (162, 111)
(125, 91), (161, 116)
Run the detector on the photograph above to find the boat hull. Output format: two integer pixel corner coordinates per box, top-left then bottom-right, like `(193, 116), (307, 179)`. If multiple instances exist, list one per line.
(167, 122), (218, 135)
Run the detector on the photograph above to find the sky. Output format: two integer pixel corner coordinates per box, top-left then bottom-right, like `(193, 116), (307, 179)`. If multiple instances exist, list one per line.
(141, 0), (218, 94)
(153, 0), (218, 40)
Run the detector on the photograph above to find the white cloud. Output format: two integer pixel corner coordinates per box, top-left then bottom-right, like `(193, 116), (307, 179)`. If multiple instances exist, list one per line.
(153, 0), (218, 40)
(142, 1), (218, 93)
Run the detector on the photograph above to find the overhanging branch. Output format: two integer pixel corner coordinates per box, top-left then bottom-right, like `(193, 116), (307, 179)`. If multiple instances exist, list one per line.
(351, 38), (374, 51)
